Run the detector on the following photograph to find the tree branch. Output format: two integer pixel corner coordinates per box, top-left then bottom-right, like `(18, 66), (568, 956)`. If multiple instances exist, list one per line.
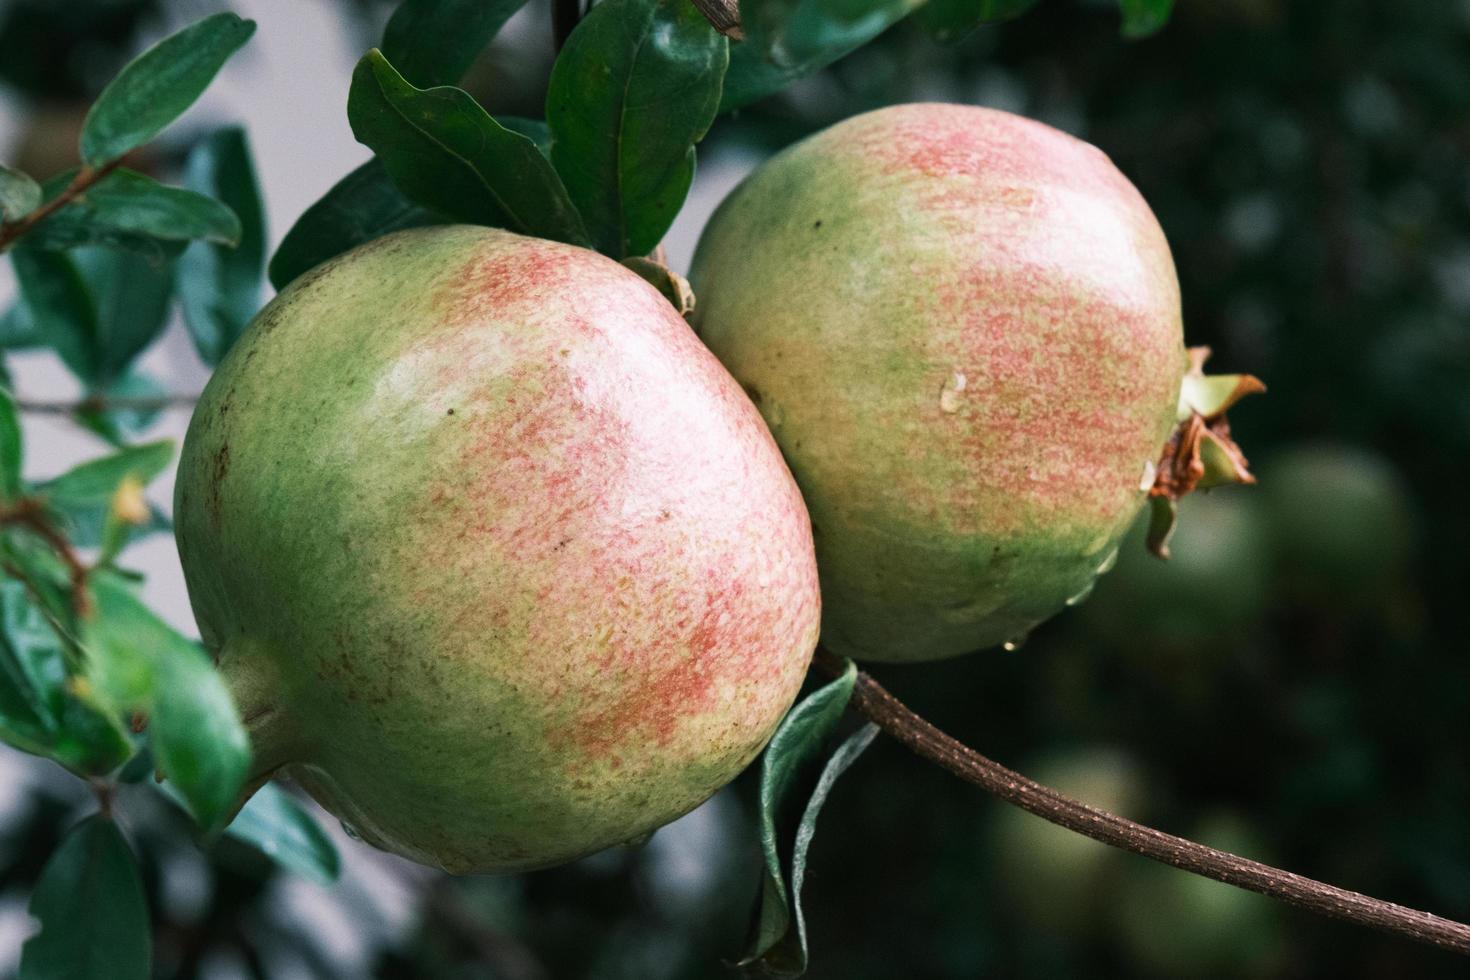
(2, 498), (92, 615)
(690, 0), (744, 40)
(0, 160), (123, 253)
(14, 394), (199, 415)
(812, 648), (1470, 956)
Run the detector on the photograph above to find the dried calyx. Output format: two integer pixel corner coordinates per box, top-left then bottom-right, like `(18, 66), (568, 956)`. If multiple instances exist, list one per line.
(1146, 346), (1266, 558)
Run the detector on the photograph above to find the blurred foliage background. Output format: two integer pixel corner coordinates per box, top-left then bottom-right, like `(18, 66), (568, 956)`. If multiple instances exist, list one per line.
(2, 0), (1468, 977)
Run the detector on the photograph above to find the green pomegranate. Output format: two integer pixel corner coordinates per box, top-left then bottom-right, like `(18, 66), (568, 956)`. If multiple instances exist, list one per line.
(691, 103), (1188, 662)
(175, 225), (821, 873)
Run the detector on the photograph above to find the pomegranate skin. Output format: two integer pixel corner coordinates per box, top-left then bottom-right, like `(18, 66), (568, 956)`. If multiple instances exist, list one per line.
(691, 104), (1186, 662)
(175, 226), (820, 872)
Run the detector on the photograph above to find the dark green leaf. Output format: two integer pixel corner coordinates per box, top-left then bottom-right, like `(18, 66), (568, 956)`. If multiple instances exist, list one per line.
(0, 163), (41, 221)
(27, 168), (242, 254)
(18, 816), (150, 980)
(547, 0), (728, 257)
(720, 0), (910, 111)
(0, 385), (21, 501)
(84, 574), (249, 831)
(741, 658), (857, 972)
(269, 159), (444, 292)
(80, 13), (256, 167)
(499, 116), (552, 157)
(178, 127), (266, 365)
(348, 50), (589, 246)
(382, 0), (531, 87)
(1117, 0), (1174, 38)
(72, 246), (176, 382)
(10, 248), (99, 380)
(226, 782), (342, 885)
(0, 581), (62, 742)
(915, 0), (1043, 42)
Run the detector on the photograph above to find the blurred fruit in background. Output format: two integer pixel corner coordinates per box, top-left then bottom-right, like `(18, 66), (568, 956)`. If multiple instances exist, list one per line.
(1112, 812), (1284, 978)
(1257, 444), (1417, 607)
(992, 747), (1146, 934)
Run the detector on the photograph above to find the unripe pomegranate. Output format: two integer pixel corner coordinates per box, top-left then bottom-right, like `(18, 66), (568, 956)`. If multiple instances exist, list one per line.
(175, 226), (820, 873)
(691, 103), (1188, 662)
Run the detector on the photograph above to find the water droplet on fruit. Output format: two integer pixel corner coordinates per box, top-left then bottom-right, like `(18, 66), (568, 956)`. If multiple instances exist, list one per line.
(340, 821), (363, 841)
(1064, 581), (1095, 607)
(1139, 459), (1158, 491)
(1096, 548), (1120, 575)
(1002, 634), (1028, 652)
(939, 371), (967, 413)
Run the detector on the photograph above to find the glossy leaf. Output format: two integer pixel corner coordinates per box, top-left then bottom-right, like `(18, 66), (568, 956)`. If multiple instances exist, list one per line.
(84, 574), (249, 831)
(18, 816), (150, 980)
(80, 13), (256, 167)
(1118, 0), (1174, 38)
(178, 127), (266, 365)
(27, 168), (242, 255)
(269, 158), (444, 291)
(226, 782), (342, 885)
(720, 0), (913, 111)
(916, 0), (1043, 42)
(741, 659), (857, 972)
(0, 163), (41, 221)
(382, 0), (531, 87)
(0, 385), (20, 501)
(499, 116), (552, 157)
(349, 51), (589, 246)
(547, 0), (728, 257)
(0, 300), (41, 349)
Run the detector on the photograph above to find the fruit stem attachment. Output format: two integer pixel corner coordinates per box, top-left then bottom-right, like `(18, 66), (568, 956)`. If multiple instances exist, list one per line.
(811, 648), (1470, 956)
(218, 639), (302, 785)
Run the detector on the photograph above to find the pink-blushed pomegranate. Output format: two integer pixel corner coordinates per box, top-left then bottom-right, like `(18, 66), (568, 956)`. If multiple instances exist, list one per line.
(175, 225), (820, 872)
(691, 103), (1188, 662)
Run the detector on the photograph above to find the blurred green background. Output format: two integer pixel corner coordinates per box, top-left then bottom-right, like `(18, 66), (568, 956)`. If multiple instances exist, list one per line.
(1, 0), (1467, 977)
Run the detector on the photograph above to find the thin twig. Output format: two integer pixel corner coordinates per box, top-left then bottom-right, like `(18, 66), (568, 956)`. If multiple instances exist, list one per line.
(0, 160), (123, 253)
(689, 0), (744, 39)
(2, 498), (92, 615)
(14, 394), (200, 415)
(812, 648), (1470, 956)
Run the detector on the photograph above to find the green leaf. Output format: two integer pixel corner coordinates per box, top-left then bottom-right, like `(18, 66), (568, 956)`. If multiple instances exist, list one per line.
(0, 164), (41, 221)
(719, 0), (912, 111)
(915, 0), (1043, 42)
(178, 127), (266, 366)
(741, 659), (859, 973)
(225, 782), (342, 885)
(35, 439), (173, 547)
(0, 300), (42, 349)
(18, 816), (150, 980)
(10, 248), (99, 381)
(348, 50), (590, 246)
(12, 246), (175, 386)
(0, 385), (21, 501)
(79, 13), (256, 167)
(84, 574), (249, 831)
(382, 0), (531, 87)
(1117, 0), (1174, 38)
(546, 0), (728, 258)
(268, 159), (444, 292)
(499, 116), (552, 157)
(27, 168), (242, 254)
